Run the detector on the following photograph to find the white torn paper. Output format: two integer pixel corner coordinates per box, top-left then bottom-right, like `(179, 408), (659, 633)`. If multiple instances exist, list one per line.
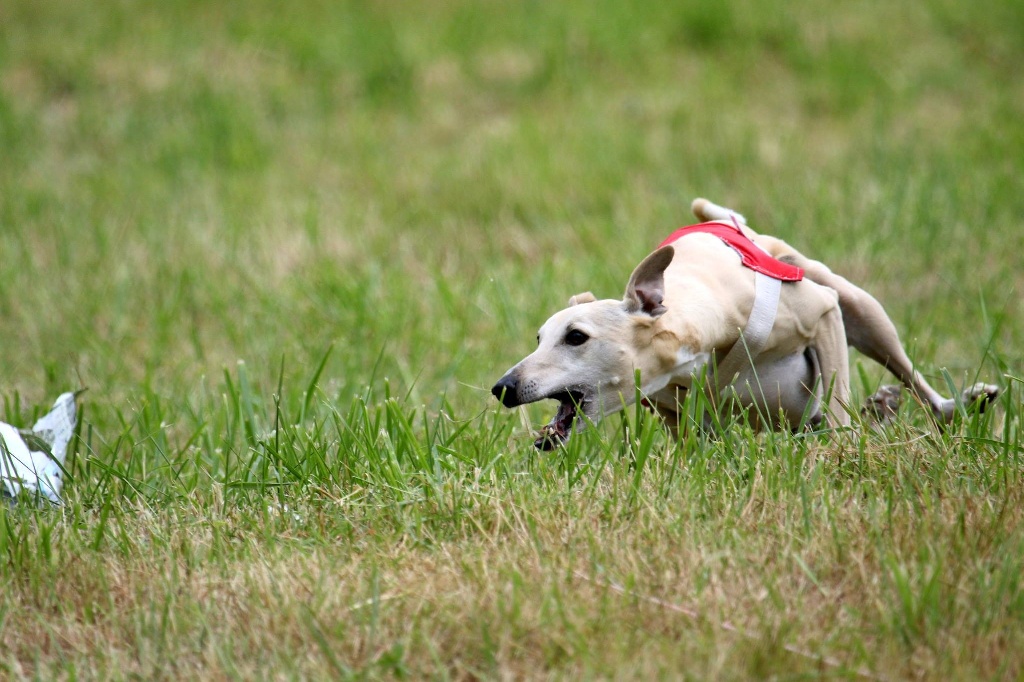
(0, 392), (81, 505)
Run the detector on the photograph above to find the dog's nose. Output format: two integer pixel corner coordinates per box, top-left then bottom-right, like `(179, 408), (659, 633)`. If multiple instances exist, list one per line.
(491, 375), (521, 407)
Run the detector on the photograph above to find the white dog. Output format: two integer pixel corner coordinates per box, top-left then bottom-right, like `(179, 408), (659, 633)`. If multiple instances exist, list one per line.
(492, 198), (998, 449)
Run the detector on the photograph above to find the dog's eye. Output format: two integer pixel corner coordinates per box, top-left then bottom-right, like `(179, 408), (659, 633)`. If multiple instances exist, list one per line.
(564, 329), (589, 346)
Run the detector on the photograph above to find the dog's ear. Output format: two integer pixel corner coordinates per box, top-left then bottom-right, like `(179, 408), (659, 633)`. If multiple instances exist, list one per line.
(568, 291), (596, 306)
(624, 246), (673, 317)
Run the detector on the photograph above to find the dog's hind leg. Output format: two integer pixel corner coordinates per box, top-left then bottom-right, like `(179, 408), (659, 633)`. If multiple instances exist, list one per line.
(790, 257), (998, 422)
(810, 301), (852, 427)
(690, 197), (998, 421)
(863, 381), (1000, 426)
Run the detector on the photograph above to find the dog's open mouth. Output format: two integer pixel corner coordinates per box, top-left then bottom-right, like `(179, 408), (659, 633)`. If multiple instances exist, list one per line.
(535, 390), (586, 450)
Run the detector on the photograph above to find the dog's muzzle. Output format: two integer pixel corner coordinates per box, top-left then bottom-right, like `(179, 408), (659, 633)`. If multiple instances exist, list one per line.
(492, 374), (587, 450)
(491, 375), (522, 408)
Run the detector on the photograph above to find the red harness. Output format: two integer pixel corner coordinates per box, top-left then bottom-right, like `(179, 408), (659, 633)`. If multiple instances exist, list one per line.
(659, 221), (804, 282)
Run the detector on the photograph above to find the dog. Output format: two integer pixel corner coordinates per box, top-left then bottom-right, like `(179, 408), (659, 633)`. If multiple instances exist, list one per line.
(491, 198), (999, 449)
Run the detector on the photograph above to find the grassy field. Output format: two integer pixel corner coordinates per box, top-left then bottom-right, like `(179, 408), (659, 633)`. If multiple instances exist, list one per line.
(1, 0), (1023, 678)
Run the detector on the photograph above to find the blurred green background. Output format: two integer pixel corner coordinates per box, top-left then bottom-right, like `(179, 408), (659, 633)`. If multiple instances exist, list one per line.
(2, 0), (1020, 417)
(3, 2), (1024, 676)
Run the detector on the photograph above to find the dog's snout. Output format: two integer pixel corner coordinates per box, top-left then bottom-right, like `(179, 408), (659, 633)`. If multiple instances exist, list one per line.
(491, 375), (522, 408)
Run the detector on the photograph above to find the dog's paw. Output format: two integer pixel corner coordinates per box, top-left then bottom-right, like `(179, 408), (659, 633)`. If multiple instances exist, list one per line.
(961, 382), (1000, 411)
(862, 384), (903, 425)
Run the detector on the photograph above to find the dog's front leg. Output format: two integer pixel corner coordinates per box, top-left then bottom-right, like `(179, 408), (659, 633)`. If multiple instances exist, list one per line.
(650, 402), (682, 440)
(648, 390), (724, 439)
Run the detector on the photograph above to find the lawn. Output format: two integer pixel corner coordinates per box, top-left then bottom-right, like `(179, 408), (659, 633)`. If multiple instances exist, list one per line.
(1, 0), (1023, 678)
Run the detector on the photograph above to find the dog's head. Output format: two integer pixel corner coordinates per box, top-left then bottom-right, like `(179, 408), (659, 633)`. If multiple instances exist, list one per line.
(491, 246), (675, 449)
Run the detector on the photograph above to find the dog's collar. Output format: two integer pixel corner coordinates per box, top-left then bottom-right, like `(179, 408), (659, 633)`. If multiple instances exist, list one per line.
(658, 221), (804, 282)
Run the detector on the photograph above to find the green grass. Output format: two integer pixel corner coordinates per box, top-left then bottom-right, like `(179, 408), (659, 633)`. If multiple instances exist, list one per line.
(1, 0), (1023, 678)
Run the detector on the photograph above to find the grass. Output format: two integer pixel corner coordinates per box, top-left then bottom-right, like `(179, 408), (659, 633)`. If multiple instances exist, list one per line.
(1, 0), (1023, 678)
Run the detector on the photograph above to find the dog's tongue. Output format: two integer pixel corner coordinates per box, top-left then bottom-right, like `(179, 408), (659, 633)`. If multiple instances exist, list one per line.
(534, 401), (576, 450)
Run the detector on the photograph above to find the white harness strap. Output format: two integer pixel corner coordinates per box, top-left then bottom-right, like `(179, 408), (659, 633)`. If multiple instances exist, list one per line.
(715, 272), (781, 388)
(714, 213), (782, 388)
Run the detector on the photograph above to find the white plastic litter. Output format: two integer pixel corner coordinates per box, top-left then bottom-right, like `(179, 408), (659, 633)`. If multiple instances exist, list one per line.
(0, 392), (80, 505)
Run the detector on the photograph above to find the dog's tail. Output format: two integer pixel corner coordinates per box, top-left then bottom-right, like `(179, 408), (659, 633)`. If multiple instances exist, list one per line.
(691, 198), (747, 225)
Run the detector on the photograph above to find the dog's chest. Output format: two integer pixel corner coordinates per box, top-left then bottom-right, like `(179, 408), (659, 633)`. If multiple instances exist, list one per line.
(643, 347), (711, 400)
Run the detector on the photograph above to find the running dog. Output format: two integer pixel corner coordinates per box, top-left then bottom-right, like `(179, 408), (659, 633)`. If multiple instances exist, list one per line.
(491, 198), (999, 449)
